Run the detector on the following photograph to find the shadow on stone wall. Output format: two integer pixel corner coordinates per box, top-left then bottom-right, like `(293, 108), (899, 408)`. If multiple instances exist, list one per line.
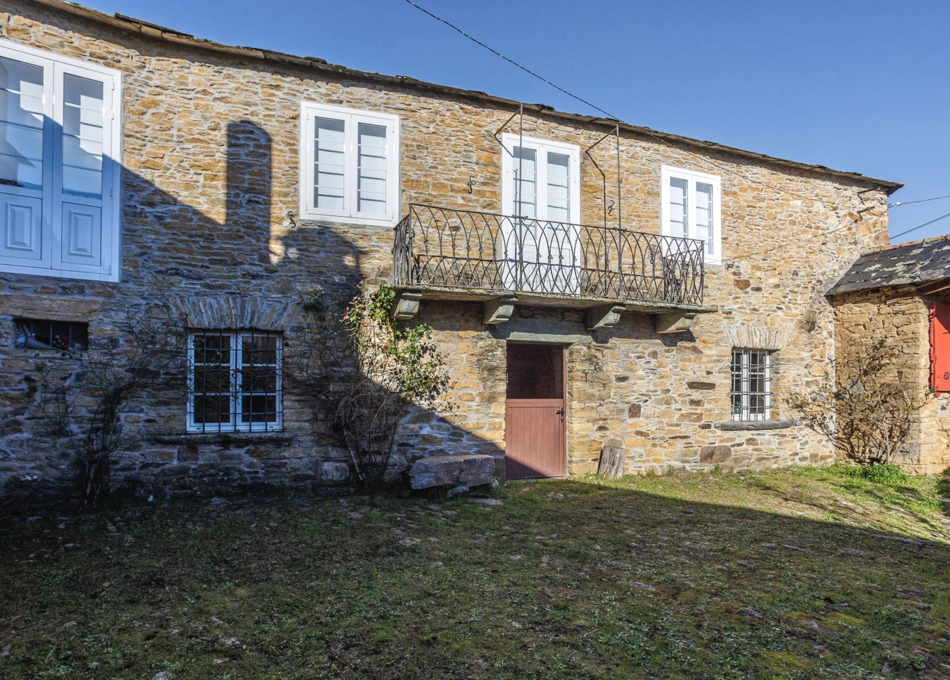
(1, 118), (505, 505)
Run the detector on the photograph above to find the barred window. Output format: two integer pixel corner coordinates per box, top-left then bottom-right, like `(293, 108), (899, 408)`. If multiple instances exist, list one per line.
(731, 348), (771, 421)
(187, 330), (282, 432)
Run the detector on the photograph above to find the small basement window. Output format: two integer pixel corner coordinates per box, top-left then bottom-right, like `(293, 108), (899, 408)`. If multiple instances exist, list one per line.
(14, 317), (88, 351)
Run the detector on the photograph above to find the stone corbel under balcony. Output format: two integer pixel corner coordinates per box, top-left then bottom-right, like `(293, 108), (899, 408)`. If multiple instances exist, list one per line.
(655, 311), (698, 334)
(586, 304), (626, 331)
(483, 297), (518, 325)
(391, 292), (423, 321)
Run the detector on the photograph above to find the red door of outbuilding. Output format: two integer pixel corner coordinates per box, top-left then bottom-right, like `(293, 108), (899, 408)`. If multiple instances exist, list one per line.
(505, 343), (566, 479)
(931, 301), (950, 392)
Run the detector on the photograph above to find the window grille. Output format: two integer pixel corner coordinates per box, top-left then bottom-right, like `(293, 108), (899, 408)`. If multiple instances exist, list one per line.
(14, 318), (88, 351)
(187, 330), (282, 432)
(731, 348), (771, 421)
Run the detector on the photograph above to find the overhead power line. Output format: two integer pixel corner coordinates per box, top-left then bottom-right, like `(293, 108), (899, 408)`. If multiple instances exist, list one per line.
(403, 0), (618, 121)
(403, 0), (891, 230)
(891, 210), (950, 241)
(890, 193), (950, 208)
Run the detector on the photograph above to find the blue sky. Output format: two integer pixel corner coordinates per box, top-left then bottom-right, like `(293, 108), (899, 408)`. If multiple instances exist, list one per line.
(80, 0), (950, 243)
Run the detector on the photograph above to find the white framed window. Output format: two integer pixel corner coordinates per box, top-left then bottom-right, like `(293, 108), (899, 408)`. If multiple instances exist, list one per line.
(731, 348), (772, 421)
(187, 330), (283, 433)
(299, 102), (399, 226)
(501, 134), (580, 224)
(661, 165), (721, 265)
(0, 40), (121, 282)
(500, 134), (581, 293)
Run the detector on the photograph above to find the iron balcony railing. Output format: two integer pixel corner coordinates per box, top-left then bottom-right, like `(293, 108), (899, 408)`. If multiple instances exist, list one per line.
(393, 204), (705, 306)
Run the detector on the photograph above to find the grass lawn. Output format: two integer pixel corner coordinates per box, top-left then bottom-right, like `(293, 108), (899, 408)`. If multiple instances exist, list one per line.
(2, 465), (950, 679)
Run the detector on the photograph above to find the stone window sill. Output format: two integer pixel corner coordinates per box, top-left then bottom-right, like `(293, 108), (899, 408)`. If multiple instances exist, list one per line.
(714, 420), (797, 431)
(151, 432), (295, 446)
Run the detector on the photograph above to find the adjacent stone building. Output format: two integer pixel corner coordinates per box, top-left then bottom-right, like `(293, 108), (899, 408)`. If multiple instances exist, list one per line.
(0, 0), (906, 499)
(828, 236), (950, 474)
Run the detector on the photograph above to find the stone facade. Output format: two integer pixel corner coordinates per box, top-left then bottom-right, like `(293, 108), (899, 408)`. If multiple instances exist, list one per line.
(831, 288), (950, 474)
(0, 0), (900, 500)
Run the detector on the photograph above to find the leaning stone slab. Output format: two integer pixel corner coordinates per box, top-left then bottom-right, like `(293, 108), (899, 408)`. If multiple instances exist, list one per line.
(409, 454), (495, 490)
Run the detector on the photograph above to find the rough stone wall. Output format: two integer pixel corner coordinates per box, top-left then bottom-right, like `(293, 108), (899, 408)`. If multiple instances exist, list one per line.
(832, 289), (950, 474)
(0, 1), (894, 499)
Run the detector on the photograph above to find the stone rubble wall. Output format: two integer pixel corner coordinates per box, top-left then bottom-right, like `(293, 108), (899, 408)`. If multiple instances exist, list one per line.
(0, 1), (893, 500)
(832, 289), (950, 474)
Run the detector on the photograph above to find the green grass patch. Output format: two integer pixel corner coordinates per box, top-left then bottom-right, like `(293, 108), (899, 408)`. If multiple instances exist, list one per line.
(2, 465), (950, 678)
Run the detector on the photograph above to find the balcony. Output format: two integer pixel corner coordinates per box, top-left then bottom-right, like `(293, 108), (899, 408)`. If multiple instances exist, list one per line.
(392, 204), (711, 331)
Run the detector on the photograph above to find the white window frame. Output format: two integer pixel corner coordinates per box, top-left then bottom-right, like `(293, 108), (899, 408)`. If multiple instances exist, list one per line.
(500, 133), (580, 223)
(299, 102), (400, 227)
(0, 39), (122, 282)
(731, 348), (772, 421)
(187, 330), (283, 433)
(660, 165), (721, 265)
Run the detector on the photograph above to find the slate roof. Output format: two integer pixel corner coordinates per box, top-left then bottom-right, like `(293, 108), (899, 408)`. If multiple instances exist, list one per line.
(827, 233), (950, 295)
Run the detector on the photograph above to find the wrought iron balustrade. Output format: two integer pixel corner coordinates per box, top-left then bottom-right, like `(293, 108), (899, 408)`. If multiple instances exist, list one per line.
(393, 204), (705, 306)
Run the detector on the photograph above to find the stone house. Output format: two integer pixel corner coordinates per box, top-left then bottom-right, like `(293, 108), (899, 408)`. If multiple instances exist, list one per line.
(0, 0), (906, 499)
(828, 235), (950, 474)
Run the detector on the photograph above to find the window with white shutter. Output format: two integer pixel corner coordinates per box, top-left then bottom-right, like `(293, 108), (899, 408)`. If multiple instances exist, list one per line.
(299, 102), (399, 226)
(0, 40), (121, 281)
(661, 165), (721, 265)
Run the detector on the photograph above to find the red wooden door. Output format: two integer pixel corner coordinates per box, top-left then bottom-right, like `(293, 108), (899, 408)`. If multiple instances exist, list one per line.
(931, 301), (950, 392)
(505, 344), (566, 479)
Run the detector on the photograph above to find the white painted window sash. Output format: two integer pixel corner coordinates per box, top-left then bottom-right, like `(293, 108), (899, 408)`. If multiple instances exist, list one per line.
(501, 133), (580, 224)
(187, 331), (283, 433)
(0, 39), (121, 282)
(299, 102), (400, 227)
(661, 165), (721, 265)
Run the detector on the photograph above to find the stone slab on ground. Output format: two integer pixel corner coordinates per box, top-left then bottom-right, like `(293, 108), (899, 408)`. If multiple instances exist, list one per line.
(409, 454), (495, 490)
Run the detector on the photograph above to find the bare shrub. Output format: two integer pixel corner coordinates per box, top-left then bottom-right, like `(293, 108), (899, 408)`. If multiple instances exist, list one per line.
(788, 339), (927, 466)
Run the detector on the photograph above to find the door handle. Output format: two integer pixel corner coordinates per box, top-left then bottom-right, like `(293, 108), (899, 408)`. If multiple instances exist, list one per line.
(556, 407), (565, 422)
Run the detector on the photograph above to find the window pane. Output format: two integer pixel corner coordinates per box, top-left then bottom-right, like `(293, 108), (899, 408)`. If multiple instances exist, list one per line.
(193, 366), (231, 394)
(193, 394), (231, 424)
(513, 147), (537, 219)
(241, 394), (278, 423)
(357, 123), (387, 214)
(546, 152), (570, 223)
(0, 56), (45, 191)
(62, 74), (104, 199)
(242, 334), (277, 365)
(314, 117), (345, 211)
(695, 182), (713, 254)
(193, 333), (230, 365)
(669, 177), (688, 238)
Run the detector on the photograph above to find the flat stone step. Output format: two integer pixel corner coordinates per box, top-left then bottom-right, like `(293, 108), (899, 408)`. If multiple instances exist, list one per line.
(409, 454), (495, 490)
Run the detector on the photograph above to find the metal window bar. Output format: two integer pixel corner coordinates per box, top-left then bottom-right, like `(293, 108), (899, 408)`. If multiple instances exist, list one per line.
(188, 330), (282, 433)
(14, 317), (88, 351)
(393, 204), (705, 306)
(731, 348), (771, 421)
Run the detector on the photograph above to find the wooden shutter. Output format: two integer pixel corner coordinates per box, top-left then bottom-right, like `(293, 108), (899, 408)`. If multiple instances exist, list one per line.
(930, 301), (950, 392)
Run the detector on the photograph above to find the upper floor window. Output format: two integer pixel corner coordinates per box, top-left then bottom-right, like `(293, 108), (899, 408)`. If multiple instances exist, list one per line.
(501, 134), (580, 224)
(500, 134), (581, 293)
(299, 102), (399, 227)
(661, 165), (721, 265)
(0, 40), (121, 282)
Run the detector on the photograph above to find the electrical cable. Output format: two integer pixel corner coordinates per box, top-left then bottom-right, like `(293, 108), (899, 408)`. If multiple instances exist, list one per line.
(889, 193), (950, 208)
(403, 0), (896, 237)
(890, 210), (950, 241)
